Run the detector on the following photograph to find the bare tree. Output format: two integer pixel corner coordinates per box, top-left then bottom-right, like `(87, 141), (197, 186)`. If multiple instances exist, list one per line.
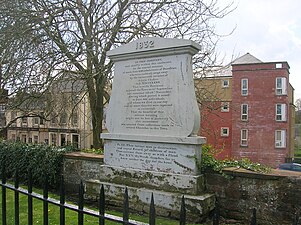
(296, 98), (301, 111)
(0, 0), (234, 148)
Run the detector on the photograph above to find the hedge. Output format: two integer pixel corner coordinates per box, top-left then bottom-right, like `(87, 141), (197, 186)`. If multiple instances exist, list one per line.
(0, 140), (76, 188)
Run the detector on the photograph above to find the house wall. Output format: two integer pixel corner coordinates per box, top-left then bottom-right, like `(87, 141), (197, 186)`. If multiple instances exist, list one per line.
(231, 62), (291, 167)
(196, 77), (232, 159)
(5, 93), (94, 149)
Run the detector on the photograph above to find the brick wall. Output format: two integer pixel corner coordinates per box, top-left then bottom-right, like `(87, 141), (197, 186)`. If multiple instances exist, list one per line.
(231, 62), (291, 167)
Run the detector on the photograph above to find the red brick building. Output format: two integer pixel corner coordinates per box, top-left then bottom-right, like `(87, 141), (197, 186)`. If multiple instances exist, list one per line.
(197, 53), (295, 167)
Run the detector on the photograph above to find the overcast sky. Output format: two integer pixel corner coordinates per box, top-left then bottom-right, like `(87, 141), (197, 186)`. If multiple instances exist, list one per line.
(215, 0), (301, 101)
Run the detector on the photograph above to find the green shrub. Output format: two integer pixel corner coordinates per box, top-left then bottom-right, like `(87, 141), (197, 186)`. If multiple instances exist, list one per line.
(0, 140), (76, 188)
(81, 148), (104, 154)
(200, 144), (271, 175)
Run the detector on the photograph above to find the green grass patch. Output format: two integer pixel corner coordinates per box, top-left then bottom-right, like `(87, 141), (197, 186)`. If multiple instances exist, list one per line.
(0, 184), (202, 225)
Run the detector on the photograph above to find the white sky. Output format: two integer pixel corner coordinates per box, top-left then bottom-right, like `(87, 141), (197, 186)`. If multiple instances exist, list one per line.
(215, 0), (301, 101)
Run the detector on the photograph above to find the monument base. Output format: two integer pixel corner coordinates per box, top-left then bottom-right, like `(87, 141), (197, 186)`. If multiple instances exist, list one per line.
(97, 165), (205, 195)
(86, 133), (213, 221)
(85, 179), (215, 223)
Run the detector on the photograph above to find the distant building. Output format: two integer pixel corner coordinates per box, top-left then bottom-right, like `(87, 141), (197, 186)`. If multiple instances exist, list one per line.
(196, 53), (295, 167)
(0, 88), (8, 138)
(5, 81), (94, 149)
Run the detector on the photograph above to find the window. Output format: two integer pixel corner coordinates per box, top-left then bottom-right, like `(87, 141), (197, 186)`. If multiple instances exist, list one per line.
(241, 104), (248, 121)
(276, 63), (282, 68)
(222, 79), (229, 88)
(276, 77), (287, 95)
(21, 134), (27, 143)
(50, 133), (57, 146)
(221, 127), (229, 137)
(40, 112), (44, 125)
(60, 112), (67, 125)
(275, 130), (286, 148)
(71, 112), (78, 126)
(241, 129), (248, 146)
(221, 102), (230, 112)
(276, 104), (286, 121)
(22, 117), (28, 126)
(241, 79), (248, 96)
(33, 135), (39, 144)
(33, 117), (39, 125)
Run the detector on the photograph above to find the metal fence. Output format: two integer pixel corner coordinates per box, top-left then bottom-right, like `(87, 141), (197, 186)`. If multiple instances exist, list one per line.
(0, 166), (187, 225)
(0, 166), (300, 225)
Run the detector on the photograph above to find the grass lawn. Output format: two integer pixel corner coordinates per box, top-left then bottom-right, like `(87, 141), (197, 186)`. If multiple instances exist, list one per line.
(0, 184), (202, 225)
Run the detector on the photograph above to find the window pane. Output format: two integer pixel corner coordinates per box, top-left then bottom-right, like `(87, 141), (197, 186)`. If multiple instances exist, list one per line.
(276, 78), (282, 88)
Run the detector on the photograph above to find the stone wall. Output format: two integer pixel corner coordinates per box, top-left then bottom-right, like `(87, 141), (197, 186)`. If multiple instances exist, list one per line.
(205, 168), (301, 225)
(63, 152), (103, 193)
(63, 154), (301, 224)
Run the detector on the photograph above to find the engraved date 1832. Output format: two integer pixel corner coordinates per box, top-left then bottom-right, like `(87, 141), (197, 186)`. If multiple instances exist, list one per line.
(136, 40), (154, 50)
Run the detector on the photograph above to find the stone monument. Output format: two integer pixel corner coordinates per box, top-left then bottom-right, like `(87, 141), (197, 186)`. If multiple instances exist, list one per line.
(86, 37), (215, 222)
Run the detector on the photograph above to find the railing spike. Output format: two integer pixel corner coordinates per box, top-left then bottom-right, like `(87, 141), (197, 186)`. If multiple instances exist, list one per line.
(180, 195), (186, 225)
(60, 175), (65, 225)
(14, 169), (20, 225)
(99, 184), (105, 225)
(28, 170), (33, 225)
(250, 208), (257, 225)
(78, 180), (84, 225)
(123, 187), (129, 224)
(213, 199), (219, 225)
(1, 161), (7, 225)
(149, 193), (156, 225)
(43, 175), (49, 225)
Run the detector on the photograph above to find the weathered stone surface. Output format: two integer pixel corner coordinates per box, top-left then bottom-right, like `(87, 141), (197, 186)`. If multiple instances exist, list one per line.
(102, 135), (204, 174)
(105, 37), (201, 137)
(85, 180), (215, 223)
(97, 37), (212, 221)
(205, 168), (301, 225)
(98, 165), (205, 195)
(63, 152), (103, 192)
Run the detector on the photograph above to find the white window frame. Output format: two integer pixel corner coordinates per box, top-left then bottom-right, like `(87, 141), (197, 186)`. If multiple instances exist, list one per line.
(275, 104), (287, 121)
(221, 127), (229, 137)
(221, 102), (230, 112)
(222, 79), (229, 88)
(241, 129), (248, 146)
(276, 63), (282, 68)
(241, 79), (248, 96)
(275, 130), (286, 148)
(241, 104), (248, 121)
(276, 77), (287, 95)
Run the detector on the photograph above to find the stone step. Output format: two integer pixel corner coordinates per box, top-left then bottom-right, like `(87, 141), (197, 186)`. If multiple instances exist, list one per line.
(85, 180), (215, 223)
(99, 165), (206, 195)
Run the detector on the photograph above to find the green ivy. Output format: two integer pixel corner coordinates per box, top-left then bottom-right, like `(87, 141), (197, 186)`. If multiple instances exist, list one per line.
(0, 140), (76, 188)
(200, 144), (271, 176)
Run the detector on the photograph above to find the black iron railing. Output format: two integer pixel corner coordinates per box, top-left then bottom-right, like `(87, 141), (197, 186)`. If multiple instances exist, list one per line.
(0, 164), (300, 225)
(0, 166), (186, 225)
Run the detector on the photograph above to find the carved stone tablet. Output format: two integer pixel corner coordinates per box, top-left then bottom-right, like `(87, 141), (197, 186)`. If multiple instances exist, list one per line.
(106, 37), (200, 137)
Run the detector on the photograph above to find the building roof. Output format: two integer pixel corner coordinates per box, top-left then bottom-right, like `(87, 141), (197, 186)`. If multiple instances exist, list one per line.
(232, 53), (263, 65)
